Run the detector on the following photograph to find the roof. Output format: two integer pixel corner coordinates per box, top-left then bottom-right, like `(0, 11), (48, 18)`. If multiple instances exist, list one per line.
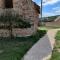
(55, 16), (60, 22)
(33, 2), (40, 14)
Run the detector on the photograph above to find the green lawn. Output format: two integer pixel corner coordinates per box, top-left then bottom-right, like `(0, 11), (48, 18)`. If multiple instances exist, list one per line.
(51, 31), (60, 60)
(0, 30), (46, 60)
(38, 26), (60, 30)
(38, 26), (47, 30)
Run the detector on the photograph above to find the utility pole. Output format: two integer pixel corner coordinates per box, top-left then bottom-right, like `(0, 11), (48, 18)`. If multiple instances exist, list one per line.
(41, 0), (42, 20)
(40, 0), (43, 25)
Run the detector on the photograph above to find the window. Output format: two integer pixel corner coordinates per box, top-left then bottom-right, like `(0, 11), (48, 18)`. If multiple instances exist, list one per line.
(5, 0), (13, 8)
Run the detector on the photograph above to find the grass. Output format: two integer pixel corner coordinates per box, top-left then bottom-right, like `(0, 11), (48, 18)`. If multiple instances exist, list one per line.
(0, 30), (46, 60)
(51, 31), (60, 60)
(38, 26), (47, 30)
(38, 26), (60, 31)
(55, 31), (60, 40)
(46, 26), (60, 29)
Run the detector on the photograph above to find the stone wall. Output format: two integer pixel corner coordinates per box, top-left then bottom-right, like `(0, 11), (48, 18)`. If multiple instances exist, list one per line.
(13, 0), (39, 31)
(0, 0), (40, 36)
(0, 27), (34, 37)
(0, 0), (5, 8)
(0, 29), (10, 37)
(12, 26), (34, 37)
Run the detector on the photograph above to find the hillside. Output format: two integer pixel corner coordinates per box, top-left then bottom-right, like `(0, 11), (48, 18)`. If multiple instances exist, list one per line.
(41, 15), (60, 22)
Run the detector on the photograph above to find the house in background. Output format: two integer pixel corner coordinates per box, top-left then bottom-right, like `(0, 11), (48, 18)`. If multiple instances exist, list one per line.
(45, 16), (60, 27)
(0, 0), (40, 37)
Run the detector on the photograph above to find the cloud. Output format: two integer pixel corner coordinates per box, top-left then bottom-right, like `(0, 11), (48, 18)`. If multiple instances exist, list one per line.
(42, 0), (60, 17)
(35, 0), (60, 6)
(43, 0), (60, 6)
(42, 9), (60, 17)
(52, 7), (60, 14)
(42, 12), (55, 17)
(52, 7), (60, 11)
(32, 0), (60, 6)
(54, 10), (60, 15)
(39, 7), (60, 17)
(33, 0), (60, 17)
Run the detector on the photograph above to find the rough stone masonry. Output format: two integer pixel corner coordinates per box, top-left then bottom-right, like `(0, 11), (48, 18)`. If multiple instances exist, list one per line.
(0, 0), (40, 37)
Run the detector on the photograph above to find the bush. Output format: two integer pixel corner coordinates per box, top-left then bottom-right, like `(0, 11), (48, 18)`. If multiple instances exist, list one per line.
(55, 31), (60, 40)
(0, 12), (31, 29)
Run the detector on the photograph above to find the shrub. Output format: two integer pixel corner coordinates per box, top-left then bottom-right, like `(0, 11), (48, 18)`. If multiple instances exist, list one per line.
(0, 12), (31, 29)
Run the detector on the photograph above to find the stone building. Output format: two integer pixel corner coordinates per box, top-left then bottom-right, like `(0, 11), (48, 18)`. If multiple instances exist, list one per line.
(0, 0), (40, 37)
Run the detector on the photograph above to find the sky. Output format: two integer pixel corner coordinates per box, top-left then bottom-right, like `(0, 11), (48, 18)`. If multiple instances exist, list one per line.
(33, 0), (60, 17)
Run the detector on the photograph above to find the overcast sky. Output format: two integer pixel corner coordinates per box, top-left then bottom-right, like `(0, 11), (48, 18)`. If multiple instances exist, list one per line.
(33, 0), (60, 17)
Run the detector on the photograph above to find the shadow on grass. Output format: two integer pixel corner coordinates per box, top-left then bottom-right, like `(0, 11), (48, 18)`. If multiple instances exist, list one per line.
(0, 30), (47, 60)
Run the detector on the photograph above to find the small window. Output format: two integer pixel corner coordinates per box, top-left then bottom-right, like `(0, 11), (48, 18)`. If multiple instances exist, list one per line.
(5, 0), (13, 8)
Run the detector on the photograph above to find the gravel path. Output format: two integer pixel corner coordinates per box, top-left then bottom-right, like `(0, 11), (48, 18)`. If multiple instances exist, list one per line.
(22, 29), (60, 60)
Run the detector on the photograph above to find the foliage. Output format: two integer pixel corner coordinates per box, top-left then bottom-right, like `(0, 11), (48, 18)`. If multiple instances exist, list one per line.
(0, 13), (31, 29)
(0, 30), (47, 60)
(55, 31), (60, 40)
(42, 15), (60, 22)
(51, 31), (60, 60)
(0, 12), (31, 38)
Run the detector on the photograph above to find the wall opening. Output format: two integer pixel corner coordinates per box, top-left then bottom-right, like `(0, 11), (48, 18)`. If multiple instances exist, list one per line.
(5, 0), (13, 8)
